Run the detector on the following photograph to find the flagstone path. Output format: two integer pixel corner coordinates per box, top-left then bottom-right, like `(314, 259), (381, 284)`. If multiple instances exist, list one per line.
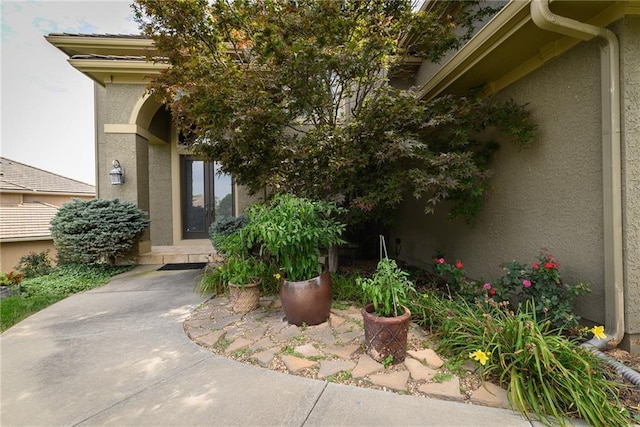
(184, 295), (510, 409)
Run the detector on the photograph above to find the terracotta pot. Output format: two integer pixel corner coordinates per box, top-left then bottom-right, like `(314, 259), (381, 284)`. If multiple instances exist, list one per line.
(229, 281), (261, 313)
(280, 269), (332, 326)
(361, 303), (411, 364)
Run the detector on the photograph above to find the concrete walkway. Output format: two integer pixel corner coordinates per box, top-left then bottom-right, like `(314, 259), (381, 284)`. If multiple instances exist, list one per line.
(1, 266), (538, 426)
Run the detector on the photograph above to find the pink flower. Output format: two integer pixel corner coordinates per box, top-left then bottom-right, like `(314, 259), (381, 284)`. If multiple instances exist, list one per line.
(483, 283), (492, 290)
(544, 262), (554, 269)
(523, 279), (532, 288)
(437, 258), (445, 264)
(489, 289), (496, 296)
(533, 262), (539, 270)
(455, 261), (463, 269)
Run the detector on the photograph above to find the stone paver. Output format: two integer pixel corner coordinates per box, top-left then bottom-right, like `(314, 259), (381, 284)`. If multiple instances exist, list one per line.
(295, 343), (323, 358)
(324, 344), (360, 360)
(407, 348), (445, 368)
(404, 357), (438, 381)
(369, 370), (410, 391)
(195, 329), (226, 347)
(252, 347), (279, 367)
(351, 354), (384, 378)
(225, 337), (252, 353)
(282, 355), (318, 373)
(471, 383), (510, 409)
(418, 377), (463, 401)
(317, 360), (356, 379)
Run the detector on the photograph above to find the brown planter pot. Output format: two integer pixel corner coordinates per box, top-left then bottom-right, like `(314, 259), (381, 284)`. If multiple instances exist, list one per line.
(361, 303), (411, 364)
(280, 269), (332, 326)
(229, 281), (261, 313)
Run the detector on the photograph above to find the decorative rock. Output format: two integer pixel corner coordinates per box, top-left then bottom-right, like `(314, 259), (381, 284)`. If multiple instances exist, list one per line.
(471, 383), (510, 409)
(337, 330), (362, 343)
(196, 330), (226, 347)
(243, 325), (269, 341)
(418, 377), (463, 401)
(294, 343), (323, 358)
(369, 370), (410, 391)
(407, 349), (445, 368)
(225, 338), (252, 354)
(252, 347), (279, 367)
(404, 358), (438, 381)
(351, 354), (384, 378)
(317, 360), (355, 379)
(281, 355), (318, 373)
(329, 314), (346, 328)
(324, 344), (360, 360)
(250, 337), (276, 352)
(275, 325), (302, 342)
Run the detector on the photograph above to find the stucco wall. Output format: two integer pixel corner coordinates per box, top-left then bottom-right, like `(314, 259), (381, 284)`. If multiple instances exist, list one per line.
(0, 240), (57, 272)
(620, 16), (640, 347)
(392, 38), (606, 324)
(149, 141), (173, 246)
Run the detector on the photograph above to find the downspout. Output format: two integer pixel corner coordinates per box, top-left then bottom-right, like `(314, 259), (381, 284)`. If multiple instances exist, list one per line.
(530, 0), (624, 349)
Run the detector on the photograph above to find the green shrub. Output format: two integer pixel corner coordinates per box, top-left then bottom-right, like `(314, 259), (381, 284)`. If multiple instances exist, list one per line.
(14, 250), (53, 278)
(50, 198), (149, 265)
(489, 252), (590, 330)
(209, 215), (249, 255)
(415, 294), (629, 427)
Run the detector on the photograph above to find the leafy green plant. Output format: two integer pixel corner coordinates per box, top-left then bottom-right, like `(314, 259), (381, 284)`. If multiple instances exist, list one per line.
(209, 215), (250, 256)
(433, 258), (481, 301)
(357, 258), (415, 317)
(0, 270), (23, 286)
(489, 252), (590, 330)
(417, 294), (629, 427)
(246, 194), (346, 281)
(14, 250), (53, 278)
(50, 198), (149, 265)
(226, 256), (264, 287)
(381, 354), (394, 368)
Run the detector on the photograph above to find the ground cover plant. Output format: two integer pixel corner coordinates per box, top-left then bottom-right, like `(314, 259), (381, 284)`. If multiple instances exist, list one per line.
(0, 263), (130, 332)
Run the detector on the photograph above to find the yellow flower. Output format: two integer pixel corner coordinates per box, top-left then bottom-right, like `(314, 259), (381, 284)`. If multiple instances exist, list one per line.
(469, 349), (489, 366)
(217, 266), (223, 271)
(273, 273), (281, 280)
(422, 293), (428, 299)
(590, 325), (606, 340)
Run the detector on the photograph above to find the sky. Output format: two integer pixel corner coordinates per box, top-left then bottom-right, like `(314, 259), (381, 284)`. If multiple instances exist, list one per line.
(2, 0), (140, 185)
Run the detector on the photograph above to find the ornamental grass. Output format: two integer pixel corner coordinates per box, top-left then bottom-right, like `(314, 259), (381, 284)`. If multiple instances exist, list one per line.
(410, 294), (630, 427)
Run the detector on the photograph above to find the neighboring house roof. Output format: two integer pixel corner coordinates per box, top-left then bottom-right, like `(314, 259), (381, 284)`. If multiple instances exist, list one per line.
(0, 202), (58, 241)
(0, 157), (95, 195)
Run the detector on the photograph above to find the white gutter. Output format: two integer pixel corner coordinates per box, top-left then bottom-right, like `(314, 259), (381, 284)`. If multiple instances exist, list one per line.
(530, 0), (624, 348)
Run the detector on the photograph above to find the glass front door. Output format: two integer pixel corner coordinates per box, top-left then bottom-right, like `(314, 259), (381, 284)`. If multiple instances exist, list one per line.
(181, 156), (233, 239)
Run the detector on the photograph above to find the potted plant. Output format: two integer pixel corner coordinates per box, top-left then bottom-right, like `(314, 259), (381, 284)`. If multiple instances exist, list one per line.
(357, 240), (415, 364)
(225, 255), (264, 313)
(247, 193), (346, 326)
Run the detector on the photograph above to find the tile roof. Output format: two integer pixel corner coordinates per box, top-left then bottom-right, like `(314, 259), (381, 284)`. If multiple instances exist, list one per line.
(0, 202), (58, 241)
(0, 158), (95, 195)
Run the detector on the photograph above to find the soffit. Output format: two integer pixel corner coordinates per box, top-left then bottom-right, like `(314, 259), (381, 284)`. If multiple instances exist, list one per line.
(417, 0), (636, 100)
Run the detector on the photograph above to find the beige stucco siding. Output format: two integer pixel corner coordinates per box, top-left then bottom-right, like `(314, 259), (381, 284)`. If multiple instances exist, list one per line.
(620, 16), (640, 341)
(149, 142), (173, 245)
(0, 240), (57, 272)
(392, 38), (606, 324)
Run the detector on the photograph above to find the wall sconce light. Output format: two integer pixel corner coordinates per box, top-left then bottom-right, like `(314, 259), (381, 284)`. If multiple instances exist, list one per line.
(109, 160), (125, 185)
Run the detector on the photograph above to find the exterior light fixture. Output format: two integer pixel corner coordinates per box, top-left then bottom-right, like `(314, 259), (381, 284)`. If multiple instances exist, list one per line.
(109, 160), (125, 185)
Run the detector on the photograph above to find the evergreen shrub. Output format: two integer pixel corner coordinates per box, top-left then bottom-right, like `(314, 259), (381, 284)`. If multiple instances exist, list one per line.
(50, 198), (149, 265)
